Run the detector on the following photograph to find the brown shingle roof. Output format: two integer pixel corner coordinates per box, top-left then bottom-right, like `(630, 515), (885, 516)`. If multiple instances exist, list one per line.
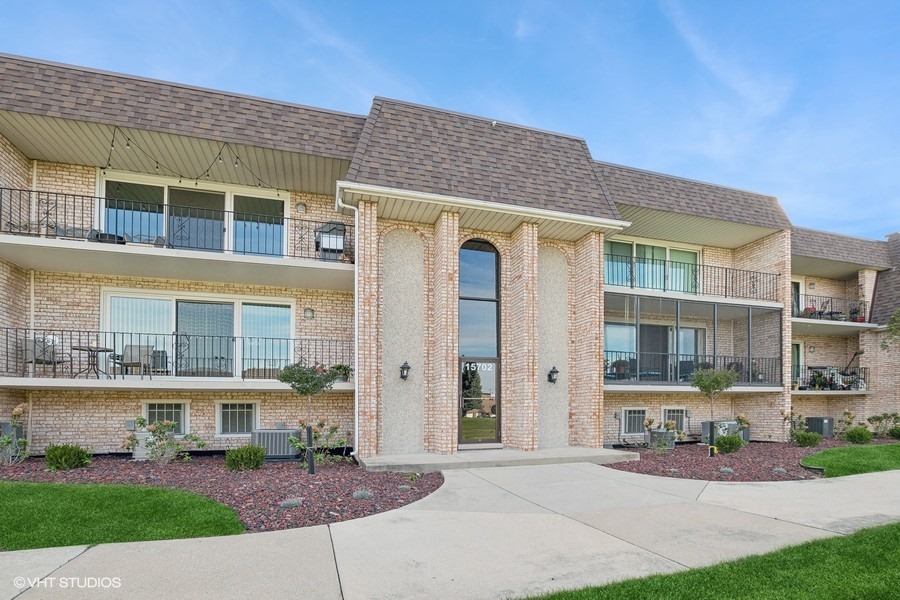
(872, 233), (900, 324)
(594, 161), (791, 230)
(345, 98), (622, 220)
(791, 227), (892, 268)
(0, 53), (366, 160)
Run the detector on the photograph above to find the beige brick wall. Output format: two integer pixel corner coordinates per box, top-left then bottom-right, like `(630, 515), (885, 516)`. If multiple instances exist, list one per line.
(22, 389), (353, 453)
(29, 272), (353, 339)
(572, 232), (604, 446)
(0, 132), (31, 189)
(355, 201), (379, 457)
(702, 246), (734, 269)
(503, 222), (539, 450)
(424, 212), (459, 453)
(605, 391), (787, 443)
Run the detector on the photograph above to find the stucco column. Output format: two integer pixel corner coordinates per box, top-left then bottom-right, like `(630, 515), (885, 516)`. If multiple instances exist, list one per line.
(427, 211), (459, 453)
(502, 222), (539, 450)
(356, 200), (380, 458)
(570, 231), (604, 447)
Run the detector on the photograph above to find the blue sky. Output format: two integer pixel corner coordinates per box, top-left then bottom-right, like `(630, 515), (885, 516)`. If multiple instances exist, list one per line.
(2, 0), (898, 239)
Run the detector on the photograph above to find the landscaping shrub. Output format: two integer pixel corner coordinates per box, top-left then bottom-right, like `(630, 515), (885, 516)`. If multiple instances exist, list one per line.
(225, 445), (266, 471)
(843, 426), (873, 445)
(44, 443), (92, 470)
(890, 426), (900, 440)
(714, 434), (745, 454)
(793, 431), (822, 448)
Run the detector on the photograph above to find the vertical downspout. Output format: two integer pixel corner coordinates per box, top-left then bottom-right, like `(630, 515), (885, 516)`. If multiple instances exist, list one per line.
(336, 185), (360, 456)
(27, 268), (35, 444)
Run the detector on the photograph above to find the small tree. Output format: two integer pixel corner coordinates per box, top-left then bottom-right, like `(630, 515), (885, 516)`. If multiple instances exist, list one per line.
(279, 363), (335, 473)
(690, 367), (738, 422)
(279, 362), (335, 422)
(881, 308), (900, 350)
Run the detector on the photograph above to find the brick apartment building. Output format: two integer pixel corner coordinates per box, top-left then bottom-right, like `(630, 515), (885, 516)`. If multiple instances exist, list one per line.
(0, 54), (897, 460)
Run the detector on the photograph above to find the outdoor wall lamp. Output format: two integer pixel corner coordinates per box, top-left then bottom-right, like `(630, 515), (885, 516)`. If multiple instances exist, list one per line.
(547, 366), (559, 384)
(400, 361), (411, 380)
(303, 308), (315, 320)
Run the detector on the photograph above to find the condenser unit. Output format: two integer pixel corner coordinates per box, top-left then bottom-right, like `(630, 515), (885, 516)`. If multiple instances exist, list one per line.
(806, 417), (834, 438)
(251, 429), (300, 459)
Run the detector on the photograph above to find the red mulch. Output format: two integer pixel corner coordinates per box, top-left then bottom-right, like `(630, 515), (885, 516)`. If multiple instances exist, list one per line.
(0, 455), (442, 532)
(607, 437), (898, 482)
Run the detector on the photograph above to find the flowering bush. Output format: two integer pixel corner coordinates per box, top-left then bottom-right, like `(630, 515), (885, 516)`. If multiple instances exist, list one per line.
(121, 417), (206, 464)
(0, 403), (30, 466)
(642, 417), (656, 432)
(735, 414), (751, 431)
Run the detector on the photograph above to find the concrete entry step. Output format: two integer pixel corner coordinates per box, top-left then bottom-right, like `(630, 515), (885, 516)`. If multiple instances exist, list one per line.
(358, 446), (639, 472)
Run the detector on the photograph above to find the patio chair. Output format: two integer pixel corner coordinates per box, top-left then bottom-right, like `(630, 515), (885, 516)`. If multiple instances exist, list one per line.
(315, 222), (345, 261)
(110, 345), (155, 379)
(18, 338), (71, 377)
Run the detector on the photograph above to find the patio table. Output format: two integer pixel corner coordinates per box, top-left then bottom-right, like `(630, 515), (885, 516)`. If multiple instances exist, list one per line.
(71, 345), (113, 379)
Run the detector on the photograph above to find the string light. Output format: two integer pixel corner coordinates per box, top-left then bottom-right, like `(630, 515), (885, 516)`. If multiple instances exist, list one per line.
(125, 139), (131, 150)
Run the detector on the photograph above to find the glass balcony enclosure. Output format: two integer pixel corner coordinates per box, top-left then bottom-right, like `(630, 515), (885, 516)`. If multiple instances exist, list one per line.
(604, 293), (782, 385)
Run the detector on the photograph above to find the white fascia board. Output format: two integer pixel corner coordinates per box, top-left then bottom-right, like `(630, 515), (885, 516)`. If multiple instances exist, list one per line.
(336, 181), (631, 232)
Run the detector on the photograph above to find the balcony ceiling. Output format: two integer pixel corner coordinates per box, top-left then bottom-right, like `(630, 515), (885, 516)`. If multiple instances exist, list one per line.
(615, 205), (781, 249)
(791, 318), (880, 337)
(0, 236), (354, 291)
(791, 255), (881, 280)
(0, 111), (349, 196)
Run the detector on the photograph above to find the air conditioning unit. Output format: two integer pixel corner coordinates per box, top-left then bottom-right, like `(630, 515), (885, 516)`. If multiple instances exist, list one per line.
(806, 417), (834, 438)
(251, 429), (300, 459)
(701, 420), (738, 445)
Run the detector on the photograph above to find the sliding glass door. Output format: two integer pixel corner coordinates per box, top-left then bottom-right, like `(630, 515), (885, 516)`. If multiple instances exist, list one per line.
(175, 301), (234, 377)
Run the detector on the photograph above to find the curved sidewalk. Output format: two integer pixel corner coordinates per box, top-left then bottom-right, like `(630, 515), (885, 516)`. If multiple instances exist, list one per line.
(3, 464), (900, 599)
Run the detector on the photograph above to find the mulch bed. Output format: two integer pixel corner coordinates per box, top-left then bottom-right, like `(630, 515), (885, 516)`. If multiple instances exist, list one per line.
(607, 438), (899, 482)
(0, 455), (443, 532)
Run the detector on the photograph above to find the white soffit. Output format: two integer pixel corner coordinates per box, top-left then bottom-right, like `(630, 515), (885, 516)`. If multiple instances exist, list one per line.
(0, 111), (348, 195)
(341, 189), (627, 241)
(615, 205), (780, 248)
(790, 255), (879, 280)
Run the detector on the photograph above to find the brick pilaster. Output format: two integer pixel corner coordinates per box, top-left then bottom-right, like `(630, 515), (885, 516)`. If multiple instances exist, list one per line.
(355, 200), (380, 457)
(426, 211), (459, 453)
(502, 222), (539, 450)
(571, 231), (603, 447)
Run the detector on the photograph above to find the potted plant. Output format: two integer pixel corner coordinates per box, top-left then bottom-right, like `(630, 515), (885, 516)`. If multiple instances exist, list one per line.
(735, 414), (751, 442)
(611, 359), (629, 376)
(329, 364), (353, 383)
(643, 418), (676, 450)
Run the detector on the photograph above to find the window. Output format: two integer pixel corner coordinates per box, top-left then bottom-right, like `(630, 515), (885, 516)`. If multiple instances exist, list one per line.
(219, 403), (257, 434)
(663, 408), (686, 432)
(622, 408), (646, 435)
(603, 240), (699, 293)
(102, 175), (285, 255)
(146, 403), (186, 435)
(459, 240), (499, 358)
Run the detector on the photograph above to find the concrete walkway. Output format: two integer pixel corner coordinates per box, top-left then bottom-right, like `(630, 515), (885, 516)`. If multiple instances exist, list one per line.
(3, 464), (900, 599)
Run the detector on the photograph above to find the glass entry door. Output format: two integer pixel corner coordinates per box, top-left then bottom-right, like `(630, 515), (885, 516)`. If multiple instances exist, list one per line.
(175, 301), (234, 377)
(459, 360), (500, 443)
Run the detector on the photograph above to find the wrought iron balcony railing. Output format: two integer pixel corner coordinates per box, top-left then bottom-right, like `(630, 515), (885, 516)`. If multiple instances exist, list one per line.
(791, 364), (869, 391)
(604, 350), (782, 385)
(1, 328), (353, 381)
(604, 254), (780, 302)
(0, 187), (354, 263)
(792, 294), (868, 322)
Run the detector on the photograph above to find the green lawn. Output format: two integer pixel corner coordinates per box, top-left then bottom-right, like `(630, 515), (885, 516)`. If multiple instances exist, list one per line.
(531, 521), (900, 599)
(801, 443), (900, 477)
(460, 417), (497, 441)
(0, 481), (244, 551)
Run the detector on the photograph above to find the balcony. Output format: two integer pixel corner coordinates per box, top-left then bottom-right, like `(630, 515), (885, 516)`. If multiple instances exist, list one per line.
(791, 365), (871, 394)
(0, 328), (354, 392)
(604, 351), (781, 387)
(791, 294), (879, 336)
(604, 254), (780, 302)
(0, 188), (354, 290)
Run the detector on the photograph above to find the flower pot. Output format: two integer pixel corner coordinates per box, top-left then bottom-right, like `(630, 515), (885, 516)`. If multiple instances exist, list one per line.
(333, 375), (349, 383)
(644, 430), (676, 450)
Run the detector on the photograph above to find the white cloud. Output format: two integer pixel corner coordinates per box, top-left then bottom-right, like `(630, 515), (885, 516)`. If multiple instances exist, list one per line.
(514, 18), (534, 40)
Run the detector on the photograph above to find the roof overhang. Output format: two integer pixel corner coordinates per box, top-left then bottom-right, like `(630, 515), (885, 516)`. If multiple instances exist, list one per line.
(0, 110), (349, 196)
(337, 181), (630, 241)
(614, 204), (782, 249)
(791, 255), (890, 280)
